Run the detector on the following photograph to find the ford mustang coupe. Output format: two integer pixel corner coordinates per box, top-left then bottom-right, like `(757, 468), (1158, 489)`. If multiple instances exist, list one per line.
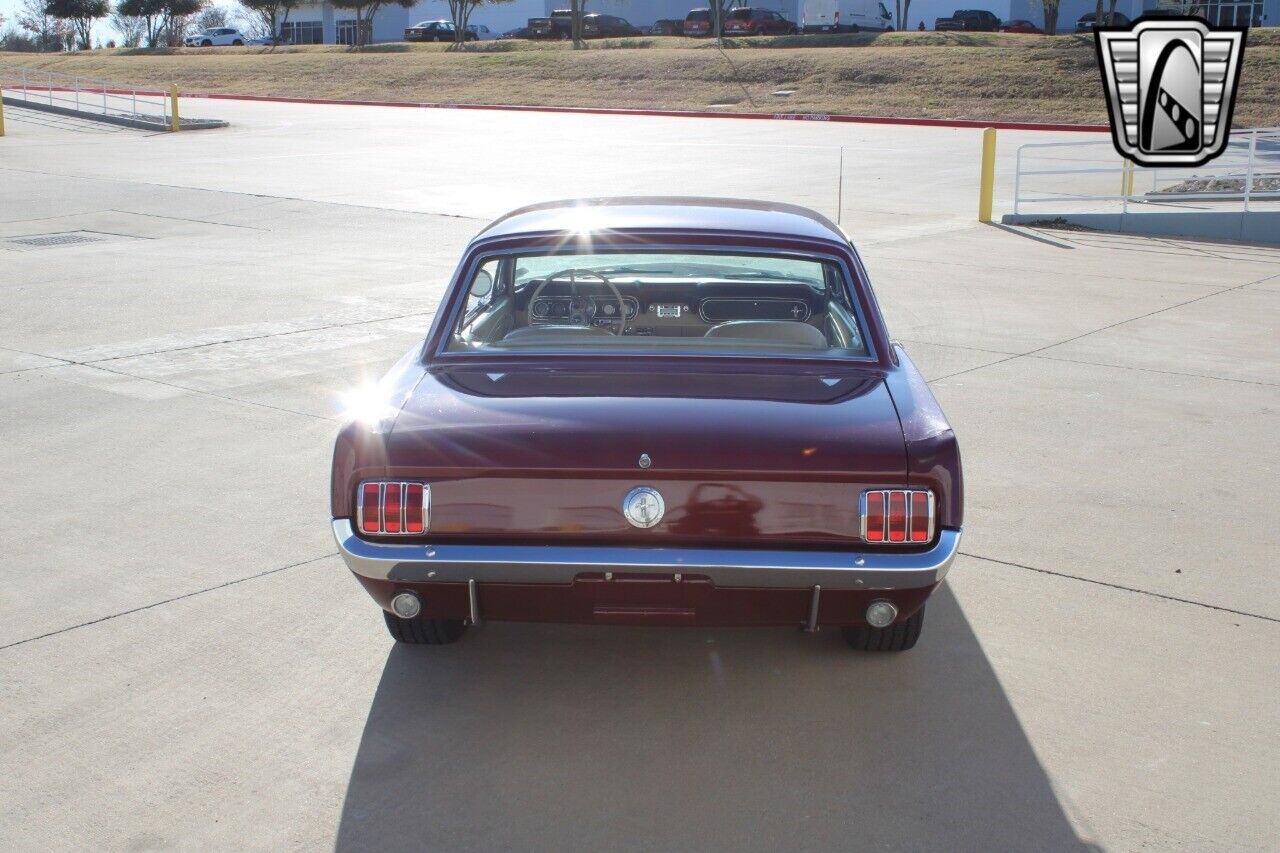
(331, 198), (962, 651)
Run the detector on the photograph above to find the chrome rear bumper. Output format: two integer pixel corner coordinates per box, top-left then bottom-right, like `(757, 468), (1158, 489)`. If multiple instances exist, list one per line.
(332, 519), (960, 590)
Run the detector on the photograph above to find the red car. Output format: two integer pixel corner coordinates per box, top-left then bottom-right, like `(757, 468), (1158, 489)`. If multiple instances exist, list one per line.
(999, 19), (1043, 33)
(682, 8), (712, 36)
(723, 7), (798, 35)
(331, 198), (963, 651)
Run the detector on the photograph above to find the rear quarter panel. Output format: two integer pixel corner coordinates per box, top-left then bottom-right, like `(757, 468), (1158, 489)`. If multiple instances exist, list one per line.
(882, 344), (964, 529)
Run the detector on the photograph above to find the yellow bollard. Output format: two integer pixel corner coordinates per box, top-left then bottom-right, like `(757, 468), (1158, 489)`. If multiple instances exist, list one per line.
(169, 84), (180, 132)
(0, 94), (6, 137)
(978, 127), (997, 223)
(1123, 159), (1135, 197)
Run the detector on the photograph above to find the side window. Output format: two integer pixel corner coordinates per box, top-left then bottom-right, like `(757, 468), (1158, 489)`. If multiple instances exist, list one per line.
(463, 260), (499, 321)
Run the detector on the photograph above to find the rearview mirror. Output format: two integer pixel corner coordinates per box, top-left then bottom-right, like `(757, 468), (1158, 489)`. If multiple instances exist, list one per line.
(469, 269), (494, 300)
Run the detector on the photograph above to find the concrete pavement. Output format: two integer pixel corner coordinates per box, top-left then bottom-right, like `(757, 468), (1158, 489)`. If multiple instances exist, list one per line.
(0, 100), (1277, 851)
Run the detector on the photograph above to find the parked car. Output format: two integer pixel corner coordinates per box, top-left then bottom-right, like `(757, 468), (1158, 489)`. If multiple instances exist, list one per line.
(652, 18), (684, 35)
(723, 7), (799, 35)
(528, 9), (575, 38)
(498, 27), (531, 39)
(1076, 11), (1130, 31)
(246, 35), (281, 46)
(683, 8), (713, 35)
(998, 19), (1043, 33)
(404, 20), (476, 41)
(934, 9), (1000, 31)
(184, 28), (247, 47)
(582, 13), (643, 38)
(331, 197), (964, 651)
(466, 24), (498, 40)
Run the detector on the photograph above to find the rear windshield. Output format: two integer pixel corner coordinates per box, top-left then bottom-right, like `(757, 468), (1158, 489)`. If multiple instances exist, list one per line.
(727, 9), (753, 19)
(445, 250), (869, 358)
(687, 10), (710, 20)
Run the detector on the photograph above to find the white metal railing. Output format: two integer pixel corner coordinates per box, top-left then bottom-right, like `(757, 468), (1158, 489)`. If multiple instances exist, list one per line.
(0, 65), (171, 127)
(1013, 127), (1280, 215)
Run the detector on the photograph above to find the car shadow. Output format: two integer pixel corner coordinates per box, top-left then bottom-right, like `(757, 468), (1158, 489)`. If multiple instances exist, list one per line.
(335, 585), (1098, 851)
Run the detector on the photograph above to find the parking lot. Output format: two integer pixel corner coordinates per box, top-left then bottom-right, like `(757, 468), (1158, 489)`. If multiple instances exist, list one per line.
(1, 100), (1277, 851)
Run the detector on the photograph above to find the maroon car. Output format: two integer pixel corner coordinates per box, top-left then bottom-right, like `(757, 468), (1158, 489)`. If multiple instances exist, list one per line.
(723, 7), (798, 35)
(998, 19), (1043, 33)
(331, 198), (963, 651)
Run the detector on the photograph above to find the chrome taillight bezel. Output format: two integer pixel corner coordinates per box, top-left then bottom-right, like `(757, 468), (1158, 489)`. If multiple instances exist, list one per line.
(357, 481), (431, 535)
(859, 489), (935, 544)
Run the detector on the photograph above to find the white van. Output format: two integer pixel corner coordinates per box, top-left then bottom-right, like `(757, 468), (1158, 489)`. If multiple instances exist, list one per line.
(801, 0), (894, 32)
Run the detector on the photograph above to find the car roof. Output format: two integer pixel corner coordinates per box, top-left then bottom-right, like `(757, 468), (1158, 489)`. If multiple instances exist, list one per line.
(475, 197), (848, 245)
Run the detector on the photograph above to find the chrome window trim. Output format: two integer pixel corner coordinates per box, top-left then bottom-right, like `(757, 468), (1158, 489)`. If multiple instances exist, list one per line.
(430, 241), (879, 366)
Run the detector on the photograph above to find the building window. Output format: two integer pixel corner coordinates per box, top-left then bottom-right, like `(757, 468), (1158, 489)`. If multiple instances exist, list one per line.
(336, 19), (372, 45)
(280, 21), (323, 44)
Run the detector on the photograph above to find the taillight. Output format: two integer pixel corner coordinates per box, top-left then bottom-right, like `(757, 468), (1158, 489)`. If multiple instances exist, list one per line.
(357, 481), (430, 535)
(861, 489), (934, 544)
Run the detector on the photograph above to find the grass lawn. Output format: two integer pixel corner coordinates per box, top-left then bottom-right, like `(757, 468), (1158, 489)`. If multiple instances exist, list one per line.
(3, 30), (1278, 126)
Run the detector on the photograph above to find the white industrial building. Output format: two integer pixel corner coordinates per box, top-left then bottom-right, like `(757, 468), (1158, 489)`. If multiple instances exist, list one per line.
(282, 0), (1272, 44)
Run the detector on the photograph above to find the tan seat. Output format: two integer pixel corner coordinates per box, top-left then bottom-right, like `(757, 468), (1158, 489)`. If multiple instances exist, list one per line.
(502, 325), (613, 343)
(704, 320), (828, 348)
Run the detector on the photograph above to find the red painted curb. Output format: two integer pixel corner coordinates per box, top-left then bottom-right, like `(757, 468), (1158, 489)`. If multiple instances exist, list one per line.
(192, 91), (1111, 133)
(9, 85), (1110, 132)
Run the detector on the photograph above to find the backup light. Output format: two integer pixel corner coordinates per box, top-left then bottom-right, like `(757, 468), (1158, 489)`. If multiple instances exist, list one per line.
(391, 592), (422, 619)
(866, 600), (898, 628)
(358, 481), (430, 535)
(861, 489), (934, 544)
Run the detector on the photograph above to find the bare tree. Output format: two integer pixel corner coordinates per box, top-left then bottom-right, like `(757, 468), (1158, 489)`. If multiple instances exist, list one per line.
(192, 4), (227, 30)
(18, 0), (67, 49)
(110, 8), (147, 44)
(445, 0), (513, 46)
(238, 0), (295, 41)
(895, 0), (912, 31)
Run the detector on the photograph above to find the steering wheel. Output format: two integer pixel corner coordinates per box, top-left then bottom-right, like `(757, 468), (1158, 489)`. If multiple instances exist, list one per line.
(528, 268), (627, 335)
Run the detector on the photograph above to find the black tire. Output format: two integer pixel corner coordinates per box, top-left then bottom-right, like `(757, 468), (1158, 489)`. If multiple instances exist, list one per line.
(383, 610), (467, 644)
(841, 605), (924, 651)
(201, 40), (212, 46)
(232, 39), (243, 45)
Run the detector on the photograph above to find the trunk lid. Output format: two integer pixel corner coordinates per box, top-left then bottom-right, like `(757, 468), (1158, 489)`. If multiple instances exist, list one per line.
(384, 366), (906, 547)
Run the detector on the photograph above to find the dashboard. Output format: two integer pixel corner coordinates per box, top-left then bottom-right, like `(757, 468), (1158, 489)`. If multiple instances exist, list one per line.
(529, 295), (640, 326)
(523, 279), (824, 334)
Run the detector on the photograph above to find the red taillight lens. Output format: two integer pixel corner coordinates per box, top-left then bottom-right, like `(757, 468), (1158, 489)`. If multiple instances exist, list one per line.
(357, 481), (429, 535)
(360, 483), (381, 534)
(887, 492), (907, 542)
(864, 491), (885, 542)
(383, 484), (402, 533)
(405, 483), (425, 533)
(910, 492), (930, 542)
(862, 489), (934, 544)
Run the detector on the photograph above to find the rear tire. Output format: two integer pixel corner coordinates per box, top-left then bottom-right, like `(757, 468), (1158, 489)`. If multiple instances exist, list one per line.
(841, 605), (924, 651)
(383, 610), (467, 644)
(232, 39), (243, 45)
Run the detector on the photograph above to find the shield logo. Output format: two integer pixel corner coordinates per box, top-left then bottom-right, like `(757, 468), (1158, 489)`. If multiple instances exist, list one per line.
(1095, 17), (1247, 167)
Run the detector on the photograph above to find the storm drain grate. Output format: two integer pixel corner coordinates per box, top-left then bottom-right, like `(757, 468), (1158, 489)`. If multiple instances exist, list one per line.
(9, 232), (107, 248)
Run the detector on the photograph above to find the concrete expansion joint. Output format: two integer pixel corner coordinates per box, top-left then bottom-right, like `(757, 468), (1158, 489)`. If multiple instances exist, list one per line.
(959, 551), (1280, 625)
(0, 552), (338, 653)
